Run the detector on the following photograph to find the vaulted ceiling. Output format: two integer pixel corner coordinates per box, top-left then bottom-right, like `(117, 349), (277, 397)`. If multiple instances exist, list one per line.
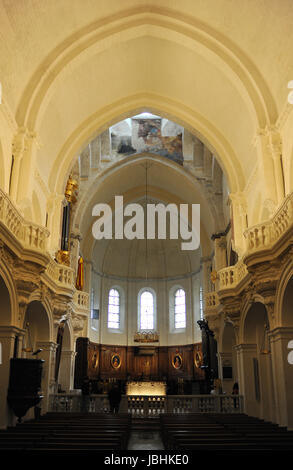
(2, 0), (292, 197)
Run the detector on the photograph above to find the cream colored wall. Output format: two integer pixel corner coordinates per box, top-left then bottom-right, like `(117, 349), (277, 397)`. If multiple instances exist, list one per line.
(89, 273), (201, 347)
(0, 107), (15, 195)
(0, 1), (292, 252)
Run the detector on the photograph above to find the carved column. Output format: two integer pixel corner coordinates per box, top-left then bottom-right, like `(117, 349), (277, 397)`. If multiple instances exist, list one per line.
(46, 194), (65, 256)
(58, 350), (76, 392)
(229, 192), (247, 255)
(70, 229), (82, 278)
(83, 260), (92, 293)
(266, 126), (285, 205)
(235, 343), (259, 417)
(212, 235), (227, 272)
(0, 326), (25, 428)
(218, 352), (234, 394)
(201, 257), (212, 296)
(11, 127), (39, 205)
(254, 128), (279, 207)
(35, 341), (57, 413)
(269, 327), (293, 428)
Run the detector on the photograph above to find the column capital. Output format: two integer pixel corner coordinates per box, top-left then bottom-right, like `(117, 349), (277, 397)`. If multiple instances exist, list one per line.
(0, 325), (26, 338)
(268, 327), (293, 342)
(36, 341), (58, 352)
(234, 343), (257, 353)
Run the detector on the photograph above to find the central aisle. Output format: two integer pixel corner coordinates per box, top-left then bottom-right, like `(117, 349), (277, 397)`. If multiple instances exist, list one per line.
(127, 418), (164, 450)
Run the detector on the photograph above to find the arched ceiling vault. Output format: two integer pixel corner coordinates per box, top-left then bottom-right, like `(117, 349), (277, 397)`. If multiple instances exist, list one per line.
(74, 154), (215, 260)
(1, 2), (292, 203)
(15, 6), (277, 128)
(52, 98), (244, 195)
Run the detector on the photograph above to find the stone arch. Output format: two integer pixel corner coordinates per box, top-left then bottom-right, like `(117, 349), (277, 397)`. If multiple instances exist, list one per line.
(0, 270), (15, 428)
(275, 259), (293, 328)
(240, 301), (274, 421)
(280, 276), (293, 328)
(23, 301), (51, 350)
(272, 260), (293, 428)
(0, 275), (12, 327)
(242, 302), (269, 346)
(0, 259), (18, 327)
(51, 97), (244, 197)
(15, 6), (276, 132)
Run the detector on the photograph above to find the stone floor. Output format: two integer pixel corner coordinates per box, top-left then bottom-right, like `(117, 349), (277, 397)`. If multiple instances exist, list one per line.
(127, 431), (164, 450)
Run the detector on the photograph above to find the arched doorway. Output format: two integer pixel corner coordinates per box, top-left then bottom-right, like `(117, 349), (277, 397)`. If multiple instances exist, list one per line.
(272, 275), (293, 428)
(0, 274), (14, 428)
(23, 301), (52, 415)
(240, 302), (274, 421)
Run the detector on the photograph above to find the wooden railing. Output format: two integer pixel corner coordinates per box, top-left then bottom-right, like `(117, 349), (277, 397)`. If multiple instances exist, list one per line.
(49, 394), (243, 415)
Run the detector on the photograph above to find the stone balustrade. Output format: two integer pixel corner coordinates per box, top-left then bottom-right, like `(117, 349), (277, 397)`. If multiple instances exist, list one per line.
(244, 191), (293, 253)
(218, 260), (249, 291)
(49, 393), (243, 415)
(205, 292), (219, 309)
(45, 259), (74, 288)
(0, 188), (49, 251)
(73, 290), (90, 309)
(207, 192), (293, 296)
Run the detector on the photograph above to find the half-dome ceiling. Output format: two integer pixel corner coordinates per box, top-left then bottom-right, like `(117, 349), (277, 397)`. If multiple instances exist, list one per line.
(93, 235), (201, 280)
(73, 113), (229, 259)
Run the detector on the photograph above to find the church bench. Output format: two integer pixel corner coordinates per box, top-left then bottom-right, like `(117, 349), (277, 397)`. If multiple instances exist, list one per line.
(0, 437), (123, 450)
(160, 413), (293, 451)
(0, 444), (121, 452)
(168, 434), (293, 445)
(32, 442), (122, 450)
(175, 443), (293, 451)
(164, 431), (293, 450)
(0, 413), (131, 451)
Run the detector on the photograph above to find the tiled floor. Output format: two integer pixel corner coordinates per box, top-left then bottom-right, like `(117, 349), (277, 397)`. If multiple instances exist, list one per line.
(127, 431), (164, 450)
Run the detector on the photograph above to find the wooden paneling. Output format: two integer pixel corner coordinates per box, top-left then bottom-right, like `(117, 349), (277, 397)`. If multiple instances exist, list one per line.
(74, 339), (204, 382)
(193, 343), (205, 380)
(167, 345), (194, 379)
(100, 345), (127, 379)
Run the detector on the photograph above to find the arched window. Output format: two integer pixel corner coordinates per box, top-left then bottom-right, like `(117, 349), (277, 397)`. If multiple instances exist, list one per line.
(108, 288), (120, 329)
(174, 288), (186, 329)
(140, 290), (154, 330)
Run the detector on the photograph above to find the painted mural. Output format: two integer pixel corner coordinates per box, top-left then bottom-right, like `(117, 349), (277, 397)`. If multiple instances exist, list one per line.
(111, 117), (183, 165)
